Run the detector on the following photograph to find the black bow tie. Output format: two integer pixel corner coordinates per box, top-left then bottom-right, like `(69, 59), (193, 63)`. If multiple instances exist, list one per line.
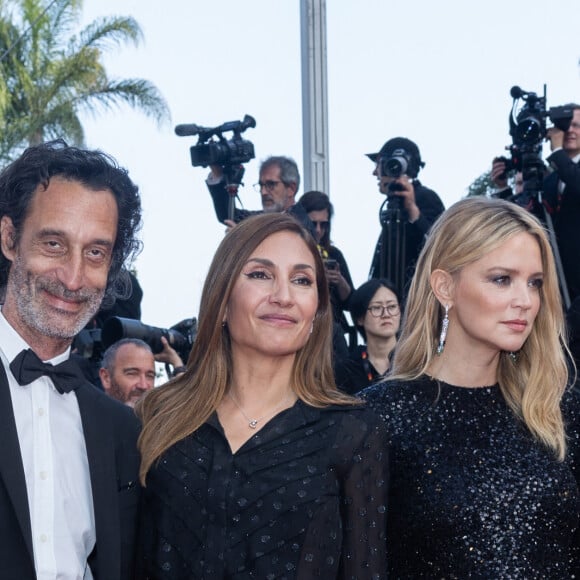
(10, 349), (84, 394)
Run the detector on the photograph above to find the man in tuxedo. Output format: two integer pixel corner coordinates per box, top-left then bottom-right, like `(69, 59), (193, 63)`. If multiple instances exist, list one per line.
(0, 140), (143, 579)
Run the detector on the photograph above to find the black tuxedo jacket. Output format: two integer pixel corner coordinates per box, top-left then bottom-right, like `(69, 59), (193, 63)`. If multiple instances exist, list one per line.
(0, 362), (141, 579)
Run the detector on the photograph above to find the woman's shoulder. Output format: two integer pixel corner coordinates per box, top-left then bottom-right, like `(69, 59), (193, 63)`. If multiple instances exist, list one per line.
(358, 375), (435, 404)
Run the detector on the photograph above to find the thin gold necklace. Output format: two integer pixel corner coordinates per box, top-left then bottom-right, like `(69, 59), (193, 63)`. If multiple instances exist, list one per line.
(227, 392), (294, 429)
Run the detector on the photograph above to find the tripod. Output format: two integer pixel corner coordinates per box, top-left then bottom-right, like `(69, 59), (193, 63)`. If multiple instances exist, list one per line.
(378, 193), (407, 300)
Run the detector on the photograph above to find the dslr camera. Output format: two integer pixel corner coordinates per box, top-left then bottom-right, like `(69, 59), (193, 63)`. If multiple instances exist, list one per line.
(175, 114), (256, 168)
(101, 316), (198, 362)
(381, 148), (413, 179)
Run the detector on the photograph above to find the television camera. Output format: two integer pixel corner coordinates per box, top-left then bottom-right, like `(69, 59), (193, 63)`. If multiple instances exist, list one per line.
(175, 114), (256, 221)
(175, 114), (256, 182)
(496, 86), (574, 189)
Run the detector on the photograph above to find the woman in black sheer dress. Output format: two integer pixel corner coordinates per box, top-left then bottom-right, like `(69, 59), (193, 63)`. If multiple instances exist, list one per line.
(362, 197), (580, 578)
(136, 213), (389, 579)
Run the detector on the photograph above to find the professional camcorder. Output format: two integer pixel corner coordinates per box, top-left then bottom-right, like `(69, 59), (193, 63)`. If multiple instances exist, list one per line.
(175, 114), (256, 168)
(101, 317), (197, 362)
(509, 85), (573, 148)
(496, 86), (574, 176)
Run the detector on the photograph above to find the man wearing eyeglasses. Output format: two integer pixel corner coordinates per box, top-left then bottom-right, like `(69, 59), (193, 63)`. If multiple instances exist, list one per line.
(205, 156), (312, 231)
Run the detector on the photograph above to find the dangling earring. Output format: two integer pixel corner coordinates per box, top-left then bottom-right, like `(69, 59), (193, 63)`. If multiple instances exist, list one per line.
(436, 304), (449, 355)
(508, 351), (518, 363)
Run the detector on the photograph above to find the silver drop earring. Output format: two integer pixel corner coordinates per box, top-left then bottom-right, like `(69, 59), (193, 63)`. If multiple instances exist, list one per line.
(436, 304), (449, 355)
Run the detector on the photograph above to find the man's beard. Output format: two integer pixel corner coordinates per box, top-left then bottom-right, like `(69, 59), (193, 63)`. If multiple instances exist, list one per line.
(9, 256), (105, 340)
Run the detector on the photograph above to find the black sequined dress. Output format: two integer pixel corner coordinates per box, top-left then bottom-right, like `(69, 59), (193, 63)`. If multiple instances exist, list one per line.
(137, 400), (389, 579)
(361, 375), (580, 579)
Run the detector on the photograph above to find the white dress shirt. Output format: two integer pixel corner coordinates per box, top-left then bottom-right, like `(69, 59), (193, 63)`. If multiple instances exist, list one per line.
(0, 311), (95, 580)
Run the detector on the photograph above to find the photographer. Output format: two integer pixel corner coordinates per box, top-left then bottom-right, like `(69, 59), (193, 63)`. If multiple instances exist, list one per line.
(206, 155), (312, 231)
(297, 190), (354, 352)
(367, 137), (445, 297)
(544, 104), (580, 301)
(493, 103), (580, 302)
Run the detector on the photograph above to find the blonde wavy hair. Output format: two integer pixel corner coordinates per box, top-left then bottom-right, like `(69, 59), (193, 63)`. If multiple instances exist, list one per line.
(137, 213), (356, 483)
(392, 196), (571, 460)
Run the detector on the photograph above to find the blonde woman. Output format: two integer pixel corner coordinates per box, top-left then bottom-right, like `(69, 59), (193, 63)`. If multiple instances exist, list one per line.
(136, 213), (389, 579)
(362, 197), (580, 578)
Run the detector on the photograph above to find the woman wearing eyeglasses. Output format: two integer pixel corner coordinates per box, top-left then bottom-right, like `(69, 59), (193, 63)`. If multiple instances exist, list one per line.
(297, 191), (354, 355)
(335, 278), (401, 394)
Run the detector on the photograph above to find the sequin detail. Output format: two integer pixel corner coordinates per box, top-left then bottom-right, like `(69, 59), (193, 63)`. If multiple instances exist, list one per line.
(361, 376), (580, 579)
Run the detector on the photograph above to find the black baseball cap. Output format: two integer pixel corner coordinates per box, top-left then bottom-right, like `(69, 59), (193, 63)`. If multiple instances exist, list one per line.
(365, 137), (424, 177)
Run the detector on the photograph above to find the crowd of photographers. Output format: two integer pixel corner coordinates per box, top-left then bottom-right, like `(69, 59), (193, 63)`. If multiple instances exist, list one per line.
(76, 93), (580, 407)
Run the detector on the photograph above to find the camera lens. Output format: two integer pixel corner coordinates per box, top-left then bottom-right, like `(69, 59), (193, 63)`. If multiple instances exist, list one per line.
(381, 149), (410, 179)
(515, 116), (542, 144)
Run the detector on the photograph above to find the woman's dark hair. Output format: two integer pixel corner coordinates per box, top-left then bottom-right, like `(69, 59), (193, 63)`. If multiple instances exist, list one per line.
(298, 190), (333, 249)
(0, 140), (142, 306)
(349, 278), (400, 341)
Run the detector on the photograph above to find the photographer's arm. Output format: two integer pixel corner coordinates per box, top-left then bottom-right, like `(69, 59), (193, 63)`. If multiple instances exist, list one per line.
(206, 165), (231, 223)
(405, 181), (445, 235)
(393, 176), (421, 222)
(155, 337), (186, 378)
(325, 261), (352, 303)
(333, 248), (354, 305)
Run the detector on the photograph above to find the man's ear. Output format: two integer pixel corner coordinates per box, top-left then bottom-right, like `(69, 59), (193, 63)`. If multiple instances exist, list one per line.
(430, 269), (455, 305)
(0, 216), (16, 260)
(99, 368), (111, 392)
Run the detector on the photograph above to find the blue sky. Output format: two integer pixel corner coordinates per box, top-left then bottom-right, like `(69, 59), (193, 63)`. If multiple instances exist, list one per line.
(79, 0), (580, 328)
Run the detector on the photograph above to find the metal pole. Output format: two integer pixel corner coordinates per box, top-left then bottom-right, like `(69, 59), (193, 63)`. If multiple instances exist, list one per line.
(300, 0), (329, 194)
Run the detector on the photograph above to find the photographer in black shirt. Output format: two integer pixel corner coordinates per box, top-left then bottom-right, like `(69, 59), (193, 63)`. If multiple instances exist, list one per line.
(367, 137), (444, 298)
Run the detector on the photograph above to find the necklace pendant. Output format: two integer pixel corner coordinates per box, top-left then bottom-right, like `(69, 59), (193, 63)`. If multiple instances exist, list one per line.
(249, 420), (258, 429)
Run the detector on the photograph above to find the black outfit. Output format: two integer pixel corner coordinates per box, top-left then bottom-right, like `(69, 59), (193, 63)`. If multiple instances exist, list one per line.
(369, 180), (444, 295)
(207, 178), (314, 234)
(544, 150), (580, 302)
(0, 361), (141, 579)
(361, 375), (580, 579)
(334, 345), (386, 395)
(137, 400), (389, 579)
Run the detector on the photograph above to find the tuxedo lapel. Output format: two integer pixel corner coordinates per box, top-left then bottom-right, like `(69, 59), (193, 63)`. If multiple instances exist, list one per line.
(0, 362), (34, 564)
(76, 382), (120, 580)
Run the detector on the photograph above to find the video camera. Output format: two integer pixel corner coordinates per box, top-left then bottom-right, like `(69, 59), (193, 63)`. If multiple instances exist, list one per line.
(497, 86), (574, 176)
(175, 114), (256, 168)
(509, 86), (573, 148)
(101, 317), (197, 363)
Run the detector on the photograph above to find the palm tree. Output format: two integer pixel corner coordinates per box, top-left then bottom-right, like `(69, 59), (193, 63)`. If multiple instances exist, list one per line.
(0, 0), (170, 162)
